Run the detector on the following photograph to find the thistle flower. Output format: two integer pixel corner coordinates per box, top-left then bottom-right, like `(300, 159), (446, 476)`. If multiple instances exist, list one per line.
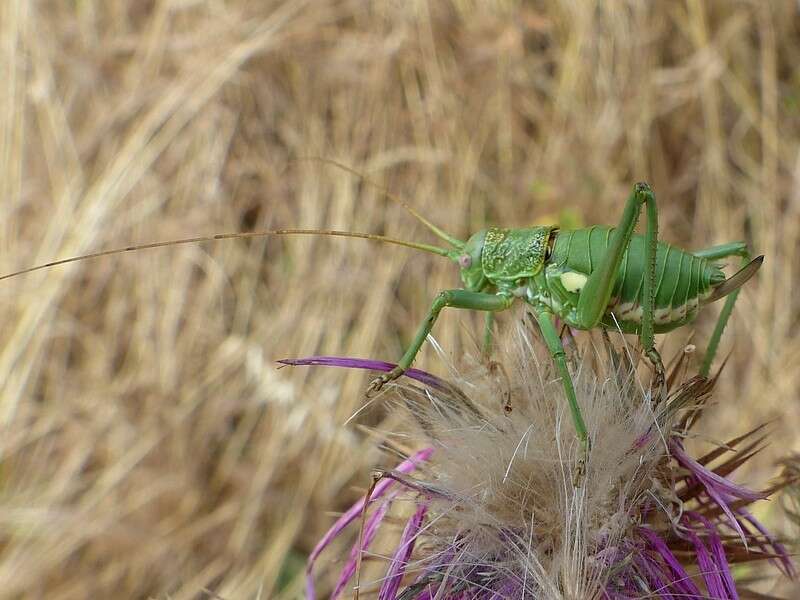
(284, 323), (796, 599)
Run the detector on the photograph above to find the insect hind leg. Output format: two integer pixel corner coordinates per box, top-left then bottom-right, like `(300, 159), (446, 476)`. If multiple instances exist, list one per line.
(693, 241), (748, 261)
(575, 182), (665, 396)
(694, 242), (752, 377)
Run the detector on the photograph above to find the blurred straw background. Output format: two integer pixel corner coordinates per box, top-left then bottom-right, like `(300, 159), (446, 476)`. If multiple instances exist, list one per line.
(0, 1), (798, 598)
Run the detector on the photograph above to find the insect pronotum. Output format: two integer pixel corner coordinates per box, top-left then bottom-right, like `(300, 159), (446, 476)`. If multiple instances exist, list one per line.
(1, 163), (763, 479)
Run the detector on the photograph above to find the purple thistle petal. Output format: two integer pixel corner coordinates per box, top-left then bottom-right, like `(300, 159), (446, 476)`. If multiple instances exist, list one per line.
(681, 520), (733, 599)
(702, 482), (748, 549)
(633, 430), (652, 450)
(278, 356), (449, 390)
(685, 530), (726, 599)
(637, 527), (702, 597)
(306, 573), (315, 600)
(404, 546), (454, 598)
(332, 495), (395, 599)
(306, 447), (434, 600)
(594, 546), (623, 565)
(736, 507), (796, 578)
(670, 439), (765, 546)
(670, 440), (765, 503)
(635, 551), (676, 600)
(686, 512), (738, 599)
(488, 579), (521, 599)
(378, 504), (429, 600)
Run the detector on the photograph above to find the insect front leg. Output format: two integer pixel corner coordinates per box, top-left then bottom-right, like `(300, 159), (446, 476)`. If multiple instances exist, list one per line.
(693, 242), (750, 377)
(367, 290), (514, 394)
(575, 182), (664, 392)
(533, 305), (590, 485)
(482, 312), (496, 359)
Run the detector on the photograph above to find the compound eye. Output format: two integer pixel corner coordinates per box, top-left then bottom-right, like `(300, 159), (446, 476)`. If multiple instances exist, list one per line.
(458, 254), (472, 269)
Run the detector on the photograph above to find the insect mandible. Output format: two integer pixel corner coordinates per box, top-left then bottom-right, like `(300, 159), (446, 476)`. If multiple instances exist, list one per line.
(1, 166), (763, 477)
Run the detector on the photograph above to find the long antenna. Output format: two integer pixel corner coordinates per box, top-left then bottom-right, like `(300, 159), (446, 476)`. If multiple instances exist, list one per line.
(0, 229), (452, 282)
(297, 157), (465, 250)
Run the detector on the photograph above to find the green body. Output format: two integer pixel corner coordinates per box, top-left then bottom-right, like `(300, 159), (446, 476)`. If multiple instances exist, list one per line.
(533, 226), (725, 334)
(458, 223), (750, 340)
(368, 183), (761, 483)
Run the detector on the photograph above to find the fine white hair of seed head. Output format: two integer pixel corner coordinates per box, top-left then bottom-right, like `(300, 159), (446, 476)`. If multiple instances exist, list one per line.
(386, 321), (673, 599)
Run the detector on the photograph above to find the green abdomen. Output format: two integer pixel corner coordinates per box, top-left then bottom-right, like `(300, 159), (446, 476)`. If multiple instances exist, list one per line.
(551, 227), (723, 330)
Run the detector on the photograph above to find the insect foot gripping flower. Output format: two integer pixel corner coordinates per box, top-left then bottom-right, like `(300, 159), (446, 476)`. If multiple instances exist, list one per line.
(286, 323), (796, 600)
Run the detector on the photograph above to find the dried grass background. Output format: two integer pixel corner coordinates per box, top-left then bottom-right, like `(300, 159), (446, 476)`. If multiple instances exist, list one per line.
(0, 1), (798, 598)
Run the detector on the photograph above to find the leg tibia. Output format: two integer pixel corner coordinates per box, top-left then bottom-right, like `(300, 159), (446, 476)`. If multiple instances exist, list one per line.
(575, 183), (657, 342)
(699, 245), (752, 377)
(694, 241), (748, 260)
(533, 307), (589, 452)
(368, 290), (513, 394)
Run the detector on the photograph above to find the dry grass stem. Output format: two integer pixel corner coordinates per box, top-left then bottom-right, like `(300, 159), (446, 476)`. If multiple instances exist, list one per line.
(0, 2), (798, 598)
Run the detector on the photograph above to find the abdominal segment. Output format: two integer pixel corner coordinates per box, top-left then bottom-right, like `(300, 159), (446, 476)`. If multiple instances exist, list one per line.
(549, 227), (723, 330)
(608, 241), (717, 328)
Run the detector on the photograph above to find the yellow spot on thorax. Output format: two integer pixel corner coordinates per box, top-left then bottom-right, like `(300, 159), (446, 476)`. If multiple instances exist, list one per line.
(560, 271), (588, 293)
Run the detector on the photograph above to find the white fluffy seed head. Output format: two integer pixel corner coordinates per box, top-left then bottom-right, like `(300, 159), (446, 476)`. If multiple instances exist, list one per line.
(389, 322), (675, 599)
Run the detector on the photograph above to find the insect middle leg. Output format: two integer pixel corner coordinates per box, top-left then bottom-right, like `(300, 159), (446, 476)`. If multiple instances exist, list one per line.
(367, 290), (513, 394)
(692, 242), (750, 377)
(574, 183), (664, 389)
(533, 305), (590, 482)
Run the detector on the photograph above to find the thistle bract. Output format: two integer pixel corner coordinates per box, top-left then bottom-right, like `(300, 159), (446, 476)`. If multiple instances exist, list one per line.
(295, 326), (795, 599)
